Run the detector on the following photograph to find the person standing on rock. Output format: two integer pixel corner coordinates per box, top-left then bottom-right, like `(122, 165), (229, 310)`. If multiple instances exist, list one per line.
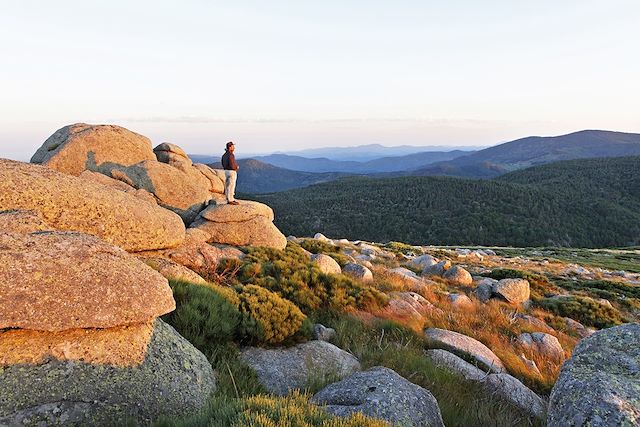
(221, 141), (240, 205)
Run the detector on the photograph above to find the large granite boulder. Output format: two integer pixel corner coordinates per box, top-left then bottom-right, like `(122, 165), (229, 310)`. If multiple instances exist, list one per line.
(426, 349), (546, 420)
(424, 328), (505, 372)
(0, 231), (175, 331)
(190, 201), (287, 249)
(240, 341), (361, 395)
(422, 260), (451, 277)
(106, 160), (212, 224)
(79, 170), (158, 205)
(311, 366), (444, 427)
(30, 123), (156, 176)
(136, 228), (245, 275)
(548, 323), (640, 426)
(0, 159), (185, 252)
(408, 254), (438, 269)
(0, 320), (215, 426)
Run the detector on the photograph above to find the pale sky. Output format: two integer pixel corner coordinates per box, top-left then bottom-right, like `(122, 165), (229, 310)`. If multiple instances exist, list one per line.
(1, 0), (639, 160)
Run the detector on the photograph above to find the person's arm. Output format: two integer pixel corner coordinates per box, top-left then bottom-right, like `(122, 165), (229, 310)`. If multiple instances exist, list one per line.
(230, 153), (239, 171)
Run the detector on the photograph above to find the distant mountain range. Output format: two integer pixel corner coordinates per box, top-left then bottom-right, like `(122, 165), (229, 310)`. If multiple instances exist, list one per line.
(275, 143), (485, 161)
(251, 150), (472, 173)
(253, 156), (640, 248)
(199, 129), (640, 193)
(208, 159), (352, 194)
(411, 130), (640, 178)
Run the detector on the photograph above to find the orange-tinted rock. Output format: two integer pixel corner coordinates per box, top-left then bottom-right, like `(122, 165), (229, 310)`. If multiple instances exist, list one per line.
(0, 159), (185, 252)
(0, 231), (175, 331)
(30, 123), (156, 176)
(0, 322), (154, 367)
(79, 170), (158, 205)
(0, 210), (52, 234)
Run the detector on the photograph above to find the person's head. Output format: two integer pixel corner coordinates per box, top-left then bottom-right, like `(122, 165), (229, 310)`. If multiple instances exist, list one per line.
(226, 141), (235, 152)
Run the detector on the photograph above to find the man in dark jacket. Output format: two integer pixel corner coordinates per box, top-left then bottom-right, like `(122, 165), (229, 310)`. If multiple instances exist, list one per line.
(221, 141), (240, 205)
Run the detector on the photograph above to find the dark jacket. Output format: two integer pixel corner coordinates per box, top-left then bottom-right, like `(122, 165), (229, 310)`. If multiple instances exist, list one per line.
(221, 151), (239, 171)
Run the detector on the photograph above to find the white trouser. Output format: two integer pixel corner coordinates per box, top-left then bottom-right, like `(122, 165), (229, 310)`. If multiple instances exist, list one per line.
(224, 170), (237, 202)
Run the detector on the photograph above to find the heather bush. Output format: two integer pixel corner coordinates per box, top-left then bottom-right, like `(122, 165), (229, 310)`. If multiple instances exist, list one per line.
(237, 285), (307, 345)
(299, 239), (340, 254)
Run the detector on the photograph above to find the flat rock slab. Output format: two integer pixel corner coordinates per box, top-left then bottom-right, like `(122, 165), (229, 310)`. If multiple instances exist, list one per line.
(0, 320), (215, 426)
(548, 323), (640, 427)
(0, 231), (175, 331)
(426, 349), (547, 420)
(424, 328), (505, 373)
(311, 366), (444, 427)
(199, 200), (275, 222)
(190, 215), (287, 250)
(0, 322), (154, 367)
(140, 256), (207, 285)
(0, 159), (185, 252)
(240, 340), (361, 396)
(30, 123), (156, 176)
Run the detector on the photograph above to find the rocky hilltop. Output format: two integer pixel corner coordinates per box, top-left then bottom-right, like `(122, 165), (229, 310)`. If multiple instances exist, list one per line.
(0, 124), (638, 426)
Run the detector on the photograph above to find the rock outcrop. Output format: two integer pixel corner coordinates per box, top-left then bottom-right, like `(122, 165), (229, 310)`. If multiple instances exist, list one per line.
(548, 323), (640, 426)
(0, 232), (175, 332)
(312, 366), (444, 427)
(518, 332), (565, 361)
(190, 200), (287, 249)
(424, 328), (505, 372)
(140, 256), (208, 285)
(0, 230), (215, 424)
(30, 123), (156, 176)
(240, 341), (361, 395)
(0, 159), (185, 252)
(0, 321), (215, 425)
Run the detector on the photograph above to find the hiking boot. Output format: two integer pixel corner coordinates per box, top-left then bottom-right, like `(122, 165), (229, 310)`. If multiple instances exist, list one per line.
(228, 200), (240, 205)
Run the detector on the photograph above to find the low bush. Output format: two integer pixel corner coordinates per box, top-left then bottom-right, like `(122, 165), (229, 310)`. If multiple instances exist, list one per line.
(237, 285), (308, 345)
(299, 239), (340, 254)
(162, 280), (241, 355)
(228, 244), (387, 313)
(537, 296), (624, 329)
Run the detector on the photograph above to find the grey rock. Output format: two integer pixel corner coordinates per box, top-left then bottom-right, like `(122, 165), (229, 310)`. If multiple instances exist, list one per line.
(408, 254), (438, 269)
(0, 320), (215, 426)
(475, 282), (493, 303)
(342, 263), (373, 282)
(311, 253), (342, 275)
(313, 324), (336, 342)
(548, 323), (640, 427)
(240, 341), (360, 396)
(422, 260), (451, 277)
(518, 332), (565, 360)
(426, 349), (546, 420)
(424, 328), (505, 372)
(443, 266), (473, 285)
(448, 293), (474, 310)
(312, 366), (444, 427)
(492, 278), (530, 304)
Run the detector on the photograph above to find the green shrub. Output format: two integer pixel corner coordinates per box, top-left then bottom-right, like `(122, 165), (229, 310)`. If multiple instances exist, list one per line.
(327, 252), (351, 267)
(537, 296), (624, 329)
(233, 245), (387, 313)
(237, 285), (307, 345)
(383, 241), (417, 255)
(162, 280), (242, 355)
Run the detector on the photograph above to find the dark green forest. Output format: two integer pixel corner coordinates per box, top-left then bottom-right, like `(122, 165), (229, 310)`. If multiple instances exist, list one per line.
(252, 156), (640, 247)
